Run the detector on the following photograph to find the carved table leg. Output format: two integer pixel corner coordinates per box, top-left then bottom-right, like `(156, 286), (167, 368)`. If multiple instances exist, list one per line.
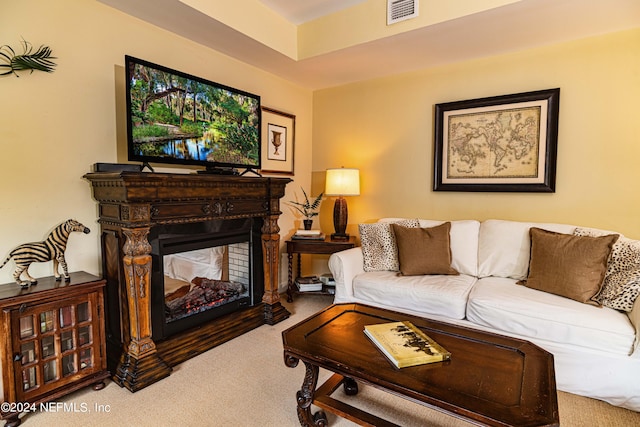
(287, 252), (294, 302)
(285, 353), (328, 427)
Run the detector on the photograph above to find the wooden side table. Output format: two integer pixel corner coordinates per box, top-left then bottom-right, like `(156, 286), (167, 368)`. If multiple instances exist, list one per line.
(286, 236), (356, 302)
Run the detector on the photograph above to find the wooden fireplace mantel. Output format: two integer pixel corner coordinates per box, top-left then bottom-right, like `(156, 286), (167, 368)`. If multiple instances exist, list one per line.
(84, 171), (291, 391)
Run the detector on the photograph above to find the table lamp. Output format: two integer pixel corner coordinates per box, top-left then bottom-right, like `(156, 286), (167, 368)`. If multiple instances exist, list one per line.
(325, 167), (360, 241)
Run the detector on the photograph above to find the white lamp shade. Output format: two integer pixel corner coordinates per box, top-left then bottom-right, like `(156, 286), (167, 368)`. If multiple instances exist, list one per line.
(325, 168), (360, 196)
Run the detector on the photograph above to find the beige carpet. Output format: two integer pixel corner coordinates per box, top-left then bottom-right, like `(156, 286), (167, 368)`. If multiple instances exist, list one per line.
(18, 295), (640, 426)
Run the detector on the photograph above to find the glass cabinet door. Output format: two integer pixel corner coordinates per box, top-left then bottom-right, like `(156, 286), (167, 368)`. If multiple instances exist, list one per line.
(11, 291), (103, 401)
(19, 316), (34, 338)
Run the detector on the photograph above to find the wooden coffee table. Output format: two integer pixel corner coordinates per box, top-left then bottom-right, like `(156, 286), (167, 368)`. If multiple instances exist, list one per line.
(282, 303), (559, 427)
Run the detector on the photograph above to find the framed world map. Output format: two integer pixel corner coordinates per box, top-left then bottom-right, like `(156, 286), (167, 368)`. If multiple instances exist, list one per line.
(433, 88), (560, 192)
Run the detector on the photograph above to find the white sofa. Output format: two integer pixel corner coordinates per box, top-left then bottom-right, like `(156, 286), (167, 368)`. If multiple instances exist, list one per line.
(328, 218), (640, 411)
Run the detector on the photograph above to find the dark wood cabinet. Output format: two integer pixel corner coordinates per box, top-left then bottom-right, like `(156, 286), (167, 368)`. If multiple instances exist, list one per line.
(0, 272), (109, 427)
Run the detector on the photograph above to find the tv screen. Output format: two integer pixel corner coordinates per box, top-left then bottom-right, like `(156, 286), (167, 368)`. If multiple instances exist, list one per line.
(125, 56), (261, 172)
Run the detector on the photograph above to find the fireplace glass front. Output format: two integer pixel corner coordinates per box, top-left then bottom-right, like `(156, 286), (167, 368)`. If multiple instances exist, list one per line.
(149, 218), (263, 340)
(163, 242), (250, 323)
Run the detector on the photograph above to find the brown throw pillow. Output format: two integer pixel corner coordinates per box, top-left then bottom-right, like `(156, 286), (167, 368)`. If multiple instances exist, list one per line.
(518, 227), (619, 305)
(391, 222), (459, 276)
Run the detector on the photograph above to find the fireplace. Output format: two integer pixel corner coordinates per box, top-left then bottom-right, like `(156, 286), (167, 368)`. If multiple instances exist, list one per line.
(84, 172), (291, 392)
(149, 218), (263, 340)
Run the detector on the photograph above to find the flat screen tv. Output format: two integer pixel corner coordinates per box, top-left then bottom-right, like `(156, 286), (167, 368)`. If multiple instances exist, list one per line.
(125, 55), (261, 173)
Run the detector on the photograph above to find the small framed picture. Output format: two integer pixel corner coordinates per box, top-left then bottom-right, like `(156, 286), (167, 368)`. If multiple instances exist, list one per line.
(261, 107), (295, 174)
(267, 123), (287, 161)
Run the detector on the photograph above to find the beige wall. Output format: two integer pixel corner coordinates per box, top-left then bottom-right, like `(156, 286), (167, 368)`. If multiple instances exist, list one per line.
(313, 28), (640, 240)
(0, 0), (312, 285)
(2, 1), (639, 286)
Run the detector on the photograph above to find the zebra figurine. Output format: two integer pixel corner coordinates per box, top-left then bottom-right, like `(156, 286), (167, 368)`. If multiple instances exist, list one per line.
(0, 219), (90, 288)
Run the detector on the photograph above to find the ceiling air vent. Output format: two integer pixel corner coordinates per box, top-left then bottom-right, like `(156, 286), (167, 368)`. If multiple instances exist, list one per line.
(387, 0), (419, 25)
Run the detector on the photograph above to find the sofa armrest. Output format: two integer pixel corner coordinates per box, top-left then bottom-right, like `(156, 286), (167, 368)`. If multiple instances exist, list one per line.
(628, 297), (640, 355)
(328, 247), (364, 303)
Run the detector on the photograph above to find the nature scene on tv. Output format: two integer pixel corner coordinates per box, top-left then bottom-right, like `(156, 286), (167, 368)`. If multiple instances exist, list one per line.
(128, 61), (260, 167)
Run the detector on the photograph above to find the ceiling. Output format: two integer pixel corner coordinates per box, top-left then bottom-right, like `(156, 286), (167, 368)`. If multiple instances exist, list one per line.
(98, 0), (640, 90)
(258, 0), (368, 24)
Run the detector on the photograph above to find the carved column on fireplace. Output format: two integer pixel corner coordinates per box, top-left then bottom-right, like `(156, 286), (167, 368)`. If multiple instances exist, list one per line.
(262, 213), (287, 324)
(116, 227), (171, 391)
(84, 172), (291, 391)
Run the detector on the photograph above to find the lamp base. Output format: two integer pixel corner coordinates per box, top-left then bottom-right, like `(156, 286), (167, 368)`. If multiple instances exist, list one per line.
(331, 233), (350, 242)
(332, 196), (348, 241)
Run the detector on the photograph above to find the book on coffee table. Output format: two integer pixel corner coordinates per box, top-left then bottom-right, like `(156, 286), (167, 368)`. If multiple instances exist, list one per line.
(364, 321), (451, 368)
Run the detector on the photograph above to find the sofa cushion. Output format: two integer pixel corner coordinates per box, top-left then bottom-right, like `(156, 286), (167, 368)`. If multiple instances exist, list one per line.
(391, 222), (459, 276)
(478, 219), (575, 279)
(359, 219), (419, 272)
(574, 227), (640, 312)
(467, 277), (636, 356)
(519, 228), (618, 305)
(353, 271), (476, 319)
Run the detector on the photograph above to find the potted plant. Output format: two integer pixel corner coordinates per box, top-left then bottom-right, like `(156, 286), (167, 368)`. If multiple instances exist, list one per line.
(289, 188), (323, 230)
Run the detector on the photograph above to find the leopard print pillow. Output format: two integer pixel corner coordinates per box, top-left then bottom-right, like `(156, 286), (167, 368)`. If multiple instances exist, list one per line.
(359, 219), (419, 272)
(574, 227), (640, 312)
